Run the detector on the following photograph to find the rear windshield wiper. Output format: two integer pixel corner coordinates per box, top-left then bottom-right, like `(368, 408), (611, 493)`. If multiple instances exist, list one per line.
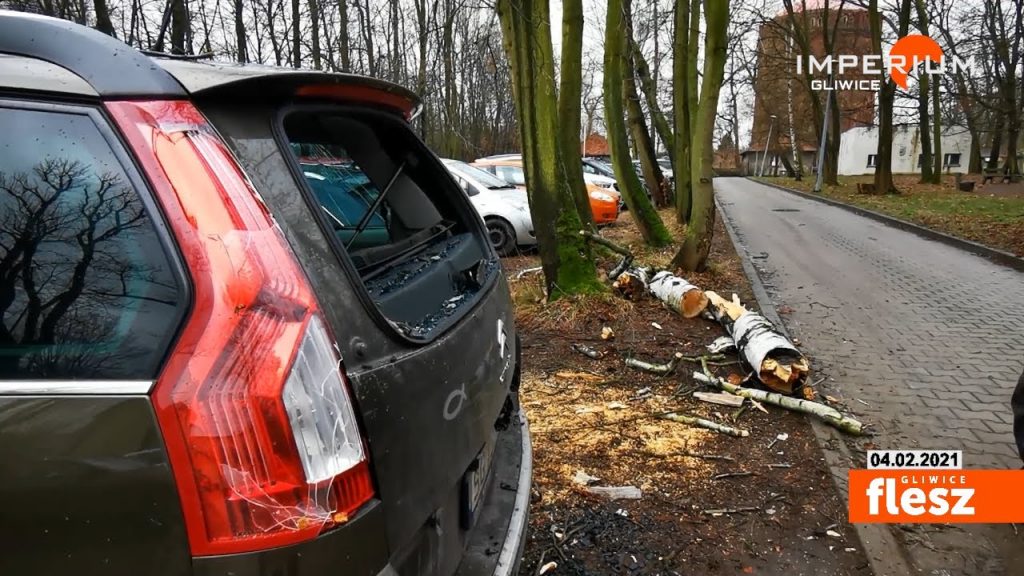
(346, 160), (406, 250)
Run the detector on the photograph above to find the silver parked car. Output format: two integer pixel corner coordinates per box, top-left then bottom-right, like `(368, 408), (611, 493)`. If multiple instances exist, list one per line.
(443, 159), (536, 255)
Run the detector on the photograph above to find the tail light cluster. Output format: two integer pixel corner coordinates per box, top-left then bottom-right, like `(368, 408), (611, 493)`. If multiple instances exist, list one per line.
(108, 101), (374, 556)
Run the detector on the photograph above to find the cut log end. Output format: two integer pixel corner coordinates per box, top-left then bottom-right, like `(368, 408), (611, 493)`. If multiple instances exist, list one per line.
(759, 357), (810, 394)
(681, 289), (710, 318)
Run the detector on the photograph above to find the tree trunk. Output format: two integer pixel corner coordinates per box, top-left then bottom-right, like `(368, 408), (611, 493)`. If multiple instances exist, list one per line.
(631, 38), (674, 162)
(988, 118), (1004, 171)
(672, 0), (696, 224)
(309, 0), (322, 69)
(625, 41), (669, 207)
(92, 0), (115, 37)
(605, 0), (672, 246)
(672, 0), (729, 272)
(932, 73), (942, 179)
(869, 0), (907, 194)
(557, 0), (596, 229)
(291, 0), (300, 67)
(170, 0), (187, 54)
(338, 0), (350, 71)
(234, 0), (247, 62)
(496, 0), (602, 299)
(918, 73), (935, 183)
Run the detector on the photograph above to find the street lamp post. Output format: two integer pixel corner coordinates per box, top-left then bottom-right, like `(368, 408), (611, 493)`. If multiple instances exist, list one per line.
(759, 114), (777, 177)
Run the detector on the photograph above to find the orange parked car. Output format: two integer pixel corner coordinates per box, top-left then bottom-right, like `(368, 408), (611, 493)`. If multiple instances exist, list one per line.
(472, 156), (620, 225)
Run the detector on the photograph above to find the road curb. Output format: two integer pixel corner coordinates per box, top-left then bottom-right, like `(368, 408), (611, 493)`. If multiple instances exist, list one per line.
(715, 194), (915, 576)
(750, 177), (1024, 273)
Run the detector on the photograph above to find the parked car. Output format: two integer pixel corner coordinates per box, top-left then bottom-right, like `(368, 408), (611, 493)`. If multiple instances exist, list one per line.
(0, 11), (530, 576)
(442, 159), (536, 255)
(472, 156), (620, 225)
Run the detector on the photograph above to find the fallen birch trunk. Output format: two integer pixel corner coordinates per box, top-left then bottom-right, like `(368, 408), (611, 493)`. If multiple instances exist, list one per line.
(614, 269), (709, 317)
(660, 412), (750, 437)
(694, 372), (864, 435)
(704, 291), (809, 393)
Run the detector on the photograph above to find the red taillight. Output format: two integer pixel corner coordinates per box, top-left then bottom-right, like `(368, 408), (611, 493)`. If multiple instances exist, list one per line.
(108, 100), (374, 556)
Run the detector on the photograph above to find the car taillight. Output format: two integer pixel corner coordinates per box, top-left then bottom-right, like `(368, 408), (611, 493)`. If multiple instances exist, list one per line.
(107, 100), (374, 556)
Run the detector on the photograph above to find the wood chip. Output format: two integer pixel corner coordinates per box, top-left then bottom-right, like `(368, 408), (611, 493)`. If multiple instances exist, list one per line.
(694, 391), (745, 407)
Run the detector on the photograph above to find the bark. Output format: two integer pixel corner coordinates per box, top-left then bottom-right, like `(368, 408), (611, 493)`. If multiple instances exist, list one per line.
(234, 0), (247, 62)
(626, 352), (684, 376)
(604, 0), (671, 246)
(703, 291), (809, 394)
(496, 0), (602, 299)
(672, 0), (728, 272)
(338, 0), (350, 71)
(625, 43), (670, 207)
(92, 0), (114, 37)
(631, 38), (674, 162)
(661, 412), (750, 437)
(932, 75), (942, 179)
(694, 373), (864, 435)
(612, 268), (708, 318)
(170, 0), (187, 54)
(869, 0), (910, 194)
(291, 0), (300, 67)
(558, 0), (596, 229)
(309, 0), (322, 69)
(672, 0), (699, 224)
(915, 0), (939, 184)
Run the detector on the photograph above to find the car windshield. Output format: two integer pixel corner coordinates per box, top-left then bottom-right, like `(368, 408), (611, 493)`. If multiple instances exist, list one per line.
(448, 160), (514, 189)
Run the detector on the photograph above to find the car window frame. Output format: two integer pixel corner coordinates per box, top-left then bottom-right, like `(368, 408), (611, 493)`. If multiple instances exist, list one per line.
(269, 101), (499, 344)
(0, 97), (191, 385)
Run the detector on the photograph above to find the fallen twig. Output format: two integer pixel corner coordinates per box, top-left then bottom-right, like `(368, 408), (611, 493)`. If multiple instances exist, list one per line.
(680, 452), (736, 462)
(514, 266), (543, 280)
(580, 230), (633, 258)
(768, 463), (793, 469)
(660, 412), (750, 437)
(571, 343), (604, 359)
(694, 371), (865, 435)
(713, 471), (755, 480)
(702, 506), (761, 515)
(625, 352), (684, 376)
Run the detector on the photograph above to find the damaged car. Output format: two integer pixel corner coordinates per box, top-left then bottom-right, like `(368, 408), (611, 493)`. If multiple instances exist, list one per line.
(0, 11), (530, 576)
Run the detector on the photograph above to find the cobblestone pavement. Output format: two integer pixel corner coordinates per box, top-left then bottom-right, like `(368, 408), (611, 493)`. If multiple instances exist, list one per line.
(716, 178), (1024, 576)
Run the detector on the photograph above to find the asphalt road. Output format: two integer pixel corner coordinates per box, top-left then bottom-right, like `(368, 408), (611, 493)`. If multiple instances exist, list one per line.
(715, 177), (1024, 575)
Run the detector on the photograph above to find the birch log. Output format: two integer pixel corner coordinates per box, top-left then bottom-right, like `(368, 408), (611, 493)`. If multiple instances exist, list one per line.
(613, 269), (709, 317)
(704, 291), (809, 393)
(694, 372), (864, 435)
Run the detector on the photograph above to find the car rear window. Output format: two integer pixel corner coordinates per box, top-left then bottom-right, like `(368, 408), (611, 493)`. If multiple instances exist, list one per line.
(282, 107), (493, 338)
(0, 105), (183, 380)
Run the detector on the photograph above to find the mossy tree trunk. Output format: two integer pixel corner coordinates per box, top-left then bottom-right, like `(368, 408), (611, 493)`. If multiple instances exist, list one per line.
(672, 0), (699, 225)
(497, 0), (602, 298)
(625, 37), (670, 207)
(605, 0), (672, 246)
(558, 0), (596, 230)
(671, 0), (729, 272)
(915, 0), (939, 184)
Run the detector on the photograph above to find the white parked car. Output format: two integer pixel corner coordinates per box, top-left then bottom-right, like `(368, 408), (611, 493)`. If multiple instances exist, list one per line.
(442, 159), (536, 256)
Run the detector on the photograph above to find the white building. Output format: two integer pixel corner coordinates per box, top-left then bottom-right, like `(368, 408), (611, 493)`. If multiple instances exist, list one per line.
(838, 124), (973, 176)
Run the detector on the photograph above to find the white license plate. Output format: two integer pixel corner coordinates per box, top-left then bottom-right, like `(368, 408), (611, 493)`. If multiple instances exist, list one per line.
(462, 441), (496, 528)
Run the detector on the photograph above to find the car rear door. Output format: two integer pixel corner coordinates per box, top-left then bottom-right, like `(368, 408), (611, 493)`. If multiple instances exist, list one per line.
(0, 98), (192, 576)
(195, 93), (518, 576)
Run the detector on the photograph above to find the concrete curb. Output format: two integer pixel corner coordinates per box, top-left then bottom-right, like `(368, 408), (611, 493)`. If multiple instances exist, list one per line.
(750, 177), (1024, 273)
(715, 194), (915, 576)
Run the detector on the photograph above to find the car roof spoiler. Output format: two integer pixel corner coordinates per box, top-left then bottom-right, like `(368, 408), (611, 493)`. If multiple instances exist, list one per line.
(0, 10), (186, 98)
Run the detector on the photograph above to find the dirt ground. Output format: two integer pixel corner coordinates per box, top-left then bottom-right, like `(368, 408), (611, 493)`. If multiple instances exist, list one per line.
(503, 211), (872, 576)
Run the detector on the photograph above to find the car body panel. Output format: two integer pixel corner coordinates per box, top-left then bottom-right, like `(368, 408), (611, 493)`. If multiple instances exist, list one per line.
(198, 101), (523, 576)
(442, 159), (536, 247)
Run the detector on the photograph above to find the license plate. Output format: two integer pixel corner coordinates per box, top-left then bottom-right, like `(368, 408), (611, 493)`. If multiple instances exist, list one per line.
(460, 440), (496, 529)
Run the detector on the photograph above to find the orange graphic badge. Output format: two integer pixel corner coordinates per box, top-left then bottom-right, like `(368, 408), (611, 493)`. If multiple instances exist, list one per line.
(849, 470), (1024, 524)
(888, 34), (944, 90)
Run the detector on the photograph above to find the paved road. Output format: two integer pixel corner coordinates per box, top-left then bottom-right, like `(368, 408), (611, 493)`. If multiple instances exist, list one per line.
(716, 178), (1024, 575)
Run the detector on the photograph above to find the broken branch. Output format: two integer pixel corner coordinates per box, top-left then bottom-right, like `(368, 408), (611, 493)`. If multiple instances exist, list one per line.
(694, 372), (864, 435)
(660, 412), (750, 437)
(571, 343), (604, 359)
(580, 230), (633, 258)
(704, 291), (810, 393)
(625, 352), (684, 376)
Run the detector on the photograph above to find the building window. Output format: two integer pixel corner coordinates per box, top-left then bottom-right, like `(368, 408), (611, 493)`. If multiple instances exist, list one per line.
(867, 154), (878, 167)
(944, 153), (961, 167)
